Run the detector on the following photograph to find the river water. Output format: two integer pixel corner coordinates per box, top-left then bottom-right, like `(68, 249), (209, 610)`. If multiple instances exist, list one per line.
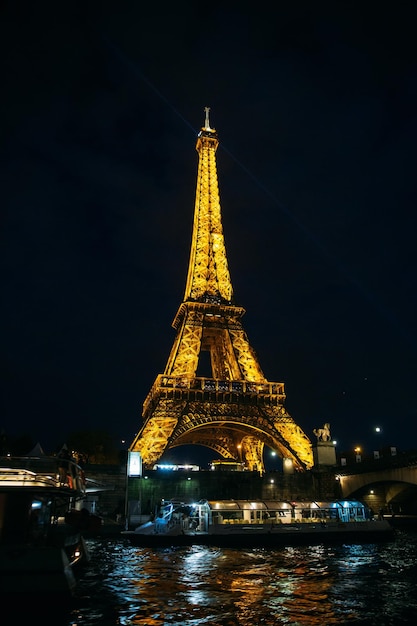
(43, 527), (417, 625)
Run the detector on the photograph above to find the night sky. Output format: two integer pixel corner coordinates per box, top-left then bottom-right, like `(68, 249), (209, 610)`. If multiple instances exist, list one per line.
(1, 3), (416, 462)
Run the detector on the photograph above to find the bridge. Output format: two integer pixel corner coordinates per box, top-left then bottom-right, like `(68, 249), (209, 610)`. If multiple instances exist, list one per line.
(333, 450), (417, 515)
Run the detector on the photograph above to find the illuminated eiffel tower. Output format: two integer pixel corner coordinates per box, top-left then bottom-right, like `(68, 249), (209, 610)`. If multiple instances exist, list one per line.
(130, 109), (313, 473)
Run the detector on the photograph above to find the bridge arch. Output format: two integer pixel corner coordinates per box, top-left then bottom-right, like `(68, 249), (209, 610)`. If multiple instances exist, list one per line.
(337, 465), (417, 513)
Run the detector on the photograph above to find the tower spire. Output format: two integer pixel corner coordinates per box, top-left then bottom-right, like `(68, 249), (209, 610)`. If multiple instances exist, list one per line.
(183, 108), (232, 304)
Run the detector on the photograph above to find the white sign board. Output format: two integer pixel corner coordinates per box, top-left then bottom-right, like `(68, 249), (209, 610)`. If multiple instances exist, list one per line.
(127, 451), (142, 477)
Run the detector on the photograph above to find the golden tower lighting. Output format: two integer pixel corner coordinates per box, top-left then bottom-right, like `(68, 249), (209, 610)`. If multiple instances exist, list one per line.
(129, 109), (313, 473)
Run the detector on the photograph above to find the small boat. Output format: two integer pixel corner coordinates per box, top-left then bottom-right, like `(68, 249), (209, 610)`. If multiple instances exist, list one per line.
(0, 450), (92, 597)
(122, 498), (395, 547)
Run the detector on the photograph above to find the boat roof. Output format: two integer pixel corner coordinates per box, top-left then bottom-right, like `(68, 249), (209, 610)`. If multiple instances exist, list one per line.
(0, 455), (85, 497)
(205, 499), (367, 511)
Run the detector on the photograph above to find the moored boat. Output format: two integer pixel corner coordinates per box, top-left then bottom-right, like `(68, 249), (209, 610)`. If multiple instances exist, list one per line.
(122, 498), (395, 547)
(0, 450), (92, 596)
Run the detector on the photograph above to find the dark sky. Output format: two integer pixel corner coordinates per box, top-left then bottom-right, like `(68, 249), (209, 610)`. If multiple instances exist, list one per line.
(1, 3), (416, 461)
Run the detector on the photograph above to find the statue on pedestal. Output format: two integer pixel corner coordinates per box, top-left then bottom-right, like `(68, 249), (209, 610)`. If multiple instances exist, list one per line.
(313, 423), (331, 442)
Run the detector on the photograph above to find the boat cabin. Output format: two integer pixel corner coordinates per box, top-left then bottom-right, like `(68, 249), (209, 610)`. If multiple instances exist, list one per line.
(182, 499), (370, 531)
(0, 455), (86, 545)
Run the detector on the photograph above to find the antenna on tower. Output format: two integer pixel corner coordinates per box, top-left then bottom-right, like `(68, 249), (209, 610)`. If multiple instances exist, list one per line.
(204, 106), (211, 130)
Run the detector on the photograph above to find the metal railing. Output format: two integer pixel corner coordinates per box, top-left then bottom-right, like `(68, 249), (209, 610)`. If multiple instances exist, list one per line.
(0, 455), (86, 494)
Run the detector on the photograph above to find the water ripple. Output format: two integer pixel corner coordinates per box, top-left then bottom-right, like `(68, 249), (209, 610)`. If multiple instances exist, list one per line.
(60, 531), (417, 625)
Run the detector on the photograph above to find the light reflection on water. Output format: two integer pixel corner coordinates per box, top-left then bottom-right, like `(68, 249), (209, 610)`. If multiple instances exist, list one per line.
(49, 529), (417, 625)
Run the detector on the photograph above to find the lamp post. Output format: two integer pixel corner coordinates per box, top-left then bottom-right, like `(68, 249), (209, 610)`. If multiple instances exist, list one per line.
(373, 426), (382, 459)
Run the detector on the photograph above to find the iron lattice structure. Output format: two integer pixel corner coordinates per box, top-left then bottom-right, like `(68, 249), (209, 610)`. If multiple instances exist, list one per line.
(130, 109), (313, 472)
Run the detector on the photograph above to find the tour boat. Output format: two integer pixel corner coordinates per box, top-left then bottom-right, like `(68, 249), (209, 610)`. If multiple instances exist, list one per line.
(123, 498), (395, 547)
(0, 449), (92, 597)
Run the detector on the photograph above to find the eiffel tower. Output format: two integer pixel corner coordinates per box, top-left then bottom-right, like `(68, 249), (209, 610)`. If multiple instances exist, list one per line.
(130, 108), (313, 473)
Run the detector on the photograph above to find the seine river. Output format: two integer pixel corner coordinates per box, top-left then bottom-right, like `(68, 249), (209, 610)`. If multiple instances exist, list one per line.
(44, 527), (417, 625)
